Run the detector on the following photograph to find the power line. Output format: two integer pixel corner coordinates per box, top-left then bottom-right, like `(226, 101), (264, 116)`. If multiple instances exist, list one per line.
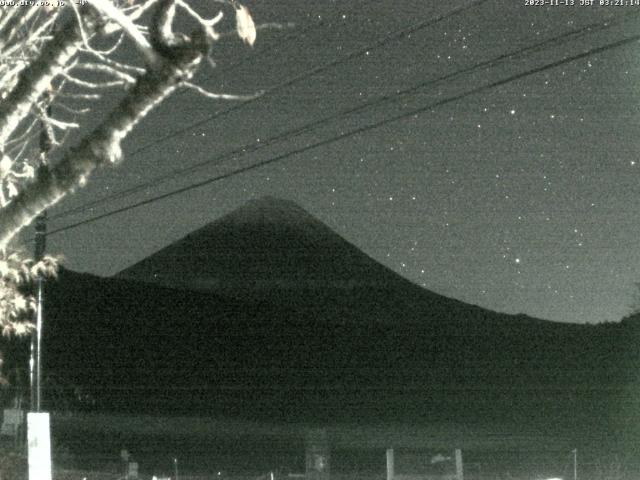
(45, 31), (640, 238)
(48, 0), (488, 221)
(121, 0), (487, 153)
(172, 0), (374, 97)
(50, 9), (633, 222)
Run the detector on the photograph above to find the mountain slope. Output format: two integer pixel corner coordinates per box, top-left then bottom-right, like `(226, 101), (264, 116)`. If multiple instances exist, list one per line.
(35, 267), (635, 432)
(27, 197), (640, 433)
(115, 196), (554, 331)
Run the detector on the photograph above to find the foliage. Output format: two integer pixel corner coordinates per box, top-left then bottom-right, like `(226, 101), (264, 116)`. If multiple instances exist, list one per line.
(0, 251), (57, 337)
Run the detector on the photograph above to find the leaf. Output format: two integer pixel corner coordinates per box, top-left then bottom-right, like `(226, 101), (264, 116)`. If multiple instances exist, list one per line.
(13, 322), (32, 336)
(30, 263), (45, 278)
(19, 164), (34, 179)
(4, 268), (20, 283)
(13, 294), (27, 312)
(235, 4), (256, 47)
(6, 180), (17, 199)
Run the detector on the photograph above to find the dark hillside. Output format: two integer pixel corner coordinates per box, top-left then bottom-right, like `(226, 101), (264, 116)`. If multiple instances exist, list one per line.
(24, 197), (638, 440)
(38, 267), (634, 433)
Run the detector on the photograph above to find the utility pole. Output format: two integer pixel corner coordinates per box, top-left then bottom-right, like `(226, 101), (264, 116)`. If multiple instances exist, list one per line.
(386, 448), (394, 480)
(27, 93), (53, 480)
(30, 96), (51, 413)
(33, 212), (46, 411)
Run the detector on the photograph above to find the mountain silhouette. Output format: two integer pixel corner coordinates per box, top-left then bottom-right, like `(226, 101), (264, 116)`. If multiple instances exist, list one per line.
(115, 196), (549, 330)
(20, 197), (640, 442)
(117, 196), (434, 300)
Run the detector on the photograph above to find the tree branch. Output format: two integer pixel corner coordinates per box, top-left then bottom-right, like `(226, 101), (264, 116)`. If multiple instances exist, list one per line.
(0, 15), (92, 149)
(0, 28), (209, 248)
(89, 0), (161, 66)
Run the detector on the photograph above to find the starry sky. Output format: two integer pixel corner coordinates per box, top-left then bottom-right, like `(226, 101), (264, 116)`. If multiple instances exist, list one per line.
(33, 0), (640, 324)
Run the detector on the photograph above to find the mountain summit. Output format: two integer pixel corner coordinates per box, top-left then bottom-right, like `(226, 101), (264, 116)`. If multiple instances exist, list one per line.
(117, 196), (422, 299)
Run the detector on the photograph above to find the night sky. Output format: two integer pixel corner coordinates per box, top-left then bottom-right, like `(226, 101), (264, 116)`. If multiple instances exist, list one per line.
(34, 0), (640, 324)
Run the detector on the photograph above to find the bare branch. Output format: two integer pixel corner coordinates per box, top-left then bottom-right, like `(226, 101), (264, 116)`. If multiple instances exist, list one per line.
(8, 136), (34, 167)
(150, 0), (178, 50)
(181, 82), (262, 101)
(89, 0), (161, 66)
(55, 104), (92, 116)
(0, 14), (94, 149)
(0, 24), (210, 247)
(82, 46), (146, 74)
(79, 30), (125, 56)
(0, 0), (261, 332)
(0, 6), (38, 47)
(255, 22), (296, 33)
(1, 11), (59, 60)
(69, 2), (100, 53)
(102, 32), (126, 55)
(72, 62), (138, 84)
(118, 0), (161, 24)
(5, 119), (38, 149)
(60, 71), (128, 89)
(56, 92), (102, 101)
(176, 0), (223, 41)
(41, 116), (80, 132)
(0, 7), (20, 35)
(0, 64), (27, 100)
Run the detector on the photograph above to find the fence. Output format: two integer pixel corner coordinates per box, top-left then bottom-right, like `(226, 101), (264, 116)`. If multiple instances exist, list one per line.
(37, 448), (640, 480)
(9, 418), (640, 480)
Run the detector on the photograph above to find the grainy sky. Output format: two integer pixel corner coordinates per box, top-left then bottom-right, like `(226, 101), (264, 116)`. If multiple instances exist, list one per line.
(38, 0), (640, 324)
